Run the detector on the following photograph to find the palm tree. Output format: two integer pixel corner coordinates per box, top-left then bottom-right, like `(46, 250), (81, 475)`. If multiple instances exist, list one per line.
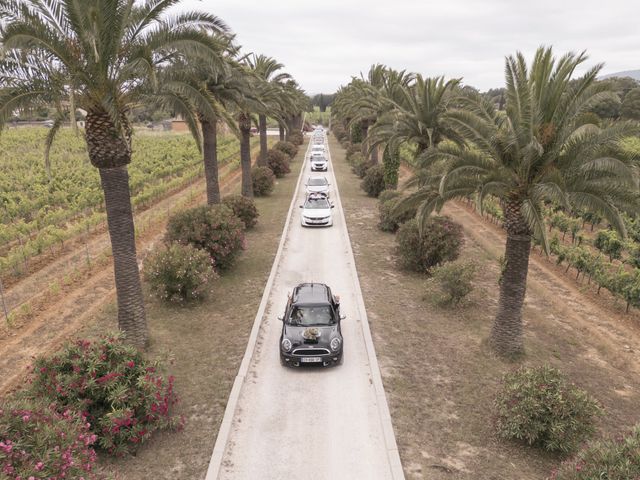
(410, 47), (640, 357)
(0, 0), (227, 346)
(246, 54), (291, 166)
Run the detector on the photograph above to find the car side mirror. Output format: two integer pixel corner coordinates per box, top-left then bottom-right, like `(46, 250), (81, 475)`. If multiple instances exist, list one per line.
(331, 204), (335, 209)
(278, 315), (284, 321)
(340, 315), (346, 320)
(299, 205), (303, 208)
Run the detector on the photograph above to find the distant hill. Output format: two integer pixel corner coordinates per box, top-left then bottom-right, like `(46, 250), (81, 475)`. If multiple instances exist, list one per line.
(601, 70), (640, 81)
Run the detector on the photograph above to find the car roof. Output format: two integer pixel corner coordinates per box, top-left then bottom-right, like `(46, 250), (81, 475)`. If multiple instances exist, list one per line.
(292, 283), (331, 305)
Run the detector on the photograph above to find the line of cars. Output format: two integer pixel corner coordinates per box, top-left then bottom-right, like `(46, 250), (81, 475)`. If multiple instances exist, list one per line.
(281, 126), (346, 368)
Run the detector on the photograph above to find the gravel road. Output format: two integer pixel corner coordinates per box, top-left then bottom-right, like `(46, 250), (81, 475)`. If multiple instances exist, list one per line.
(209, 136), (402, 480)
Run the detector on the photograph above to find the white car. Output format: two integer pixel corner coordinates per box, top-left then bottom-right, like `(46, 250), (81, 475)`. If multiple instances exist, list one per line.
(311, 156), (328, 171)
(306, 176), (330, 195)
(300, 193), (334, 227)
(311, 144), (326, 155)
(312, 137), (325, 145)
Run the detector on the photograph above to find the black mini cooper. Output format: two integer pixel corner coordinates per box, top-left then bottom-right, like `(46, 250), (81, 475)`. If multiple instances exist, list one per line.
(279, 283), (344, 367)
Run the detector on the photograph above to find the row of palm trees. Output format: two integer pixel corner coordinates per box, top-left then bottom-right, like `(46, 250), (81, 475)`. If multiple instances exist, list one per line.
(332, 48), (640, 357)
(0, 0), (310, 347)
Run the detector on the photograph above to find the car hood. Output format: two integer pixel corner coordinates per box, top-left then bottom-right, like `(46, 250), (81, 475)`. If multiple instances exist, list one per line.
(307, 185), (328, 193)
(302, 208), (331, 218)
(283, 324), (341, 349)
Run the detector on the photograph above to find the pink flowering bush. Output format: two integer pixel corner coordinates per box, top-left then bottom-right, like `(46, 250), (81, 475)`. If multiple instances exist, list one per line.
(28, 335), (181, 456)
(165, 205), (245, 271)
(550, 426), (640, 479)
(494, 365), (600, 453)
(144, 243), (216, 303)
(0, 400), (99, 479)
(222, 195), (259, 230)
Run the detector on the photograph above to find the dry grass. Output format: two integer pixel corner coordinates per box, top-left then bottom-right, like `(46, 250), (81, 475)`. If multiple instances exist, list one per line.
(78, 146), (305, 479)
(331, 136), (640, 480)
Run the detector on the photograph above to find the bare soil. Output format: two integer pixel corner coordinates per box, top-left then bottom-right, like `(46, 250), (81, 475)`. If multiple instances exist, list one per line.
(331, 136), (640, 480)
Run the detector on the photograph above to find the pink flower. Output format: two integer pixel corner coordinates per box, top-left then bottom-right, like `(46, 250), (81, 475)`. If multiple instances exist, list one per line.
(127, 361), (135, 368)
(35, 462), (44, 471)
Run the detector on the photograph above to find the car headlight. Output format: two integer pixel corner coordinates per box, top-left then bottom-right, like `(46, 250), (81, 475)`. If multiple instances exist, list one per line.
(281, 338), (292, 352)
(330, 338), (341, 351)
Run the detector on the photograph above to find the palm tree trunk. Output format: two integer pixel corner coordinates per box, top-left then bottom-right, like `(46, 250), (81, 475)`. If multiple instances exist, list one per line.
(258, 114), (268, 166)
(85, 110), (147, 347)
(361, 123), (369, 156)
(370, 144), (379, 164)
(202, 117), (220, 204)
(382, 145), (399, 189)
(491, 199), (530, 357)
(279, 124), (285, 141)
(99, 166), (147, 347)
(239, 113), (253, 197)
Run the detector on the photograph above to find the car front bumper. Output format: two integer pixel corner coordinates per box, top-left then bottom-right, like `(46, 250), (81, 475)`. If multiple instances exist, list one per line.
(301, 216), (333, 227)
(280, 351), (342, 367)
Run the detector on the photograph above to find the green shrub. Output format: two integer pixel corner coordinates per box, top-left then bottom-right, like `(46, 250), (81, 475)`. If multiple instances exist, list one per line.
(429, 260), (477, 306)
(28, 335), (181, 456)
(352, 154), (372, 178)
(550, 426), (640, 479)
(395, 217), (464, 273)
(144, 243), (215, 303)
(332, 124), (347, 142)
(273, 141), (298, 159)
(252, 166), (276, 197)
(361, 165), (386, 197)
(165, 205), (245, 271)
(378, 195), (415, 233)
(378, 189), (401, 204)
(266, 149), (290, 178)
(288, 131), (304, 146)
(222, 194), (259, 229)
(0, 399), (98, 478)
(494, 365), (601, 453)
(345, 143), (362, 163)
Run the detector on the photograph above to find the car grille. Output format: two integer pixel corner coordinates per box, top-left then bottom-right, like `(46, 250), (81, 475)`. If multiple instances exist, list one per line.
(292, 348), (330, 356)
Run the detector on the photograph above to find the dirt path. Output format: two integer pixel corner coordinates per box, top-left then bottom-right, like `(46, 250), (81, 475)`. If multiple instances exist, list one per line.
(0, 153), (254, 395)
(442, 201), (640, 375)
(210, 135), (403, 479)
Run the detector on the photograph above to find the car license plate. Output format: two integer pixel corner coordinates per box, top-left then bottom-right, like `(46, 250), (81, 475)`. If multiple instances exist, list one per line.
(301, 357), (322, 363)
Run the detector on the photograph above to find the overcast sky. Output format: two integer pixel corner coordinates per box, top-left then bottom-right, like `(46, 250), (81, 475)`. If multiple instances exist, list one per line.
(178, 0), (639, 94)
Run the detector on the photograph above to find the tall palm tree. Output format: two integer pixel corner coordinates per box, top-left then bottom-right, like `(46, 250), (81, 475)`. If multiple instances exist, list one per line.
(0, 0), (227, 346)
(410, 47), (640, 357)
(246, 54), (291, 166)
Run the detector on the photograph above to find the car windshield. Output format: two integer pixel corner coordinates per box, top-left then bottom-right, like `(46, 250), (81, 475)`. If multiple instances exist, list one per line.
(308, 178), (327, 186)
(288, 305), (335, 326)
(304, 197), (330, 209)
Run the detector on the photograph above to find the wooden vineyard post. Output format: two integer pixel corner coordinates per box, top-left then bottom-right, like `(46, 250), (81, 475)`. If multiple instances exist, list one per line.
(0, 277), (9, 325)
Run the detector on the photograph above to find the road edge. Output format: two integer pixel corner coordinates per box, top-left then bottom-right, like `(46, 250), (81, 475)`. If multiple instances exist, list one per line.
(204, 138), (310, 480)
(327, 137), (406, 480)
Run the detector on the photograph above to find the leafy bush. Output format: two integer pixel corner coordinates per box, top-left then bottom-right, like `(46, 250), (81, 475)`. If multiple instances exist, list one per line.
(222, 194), (259, 229)
(252, 166), (276, 197)
(332, 124), (347, 142)
(273, 141), (298, 159)
(288, 131), (303, 146)
(352, 154), (373, 178)
(378, 189), (401, 204)
(395, 217), (464, 273)
(429, 260), (477, 306)
(28, 335), (181, 456)
(266, 149), (291, 178)
(378, 192), (416, 233)
(165, 205), (245, 271)
(550, 426), (640, 479)
(361, 165), (386, 197)
(144, 243), (216, 303)
(345, 143), (362, 163)
(0, 400), (98, 479)
(494, 365), (601, 453)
